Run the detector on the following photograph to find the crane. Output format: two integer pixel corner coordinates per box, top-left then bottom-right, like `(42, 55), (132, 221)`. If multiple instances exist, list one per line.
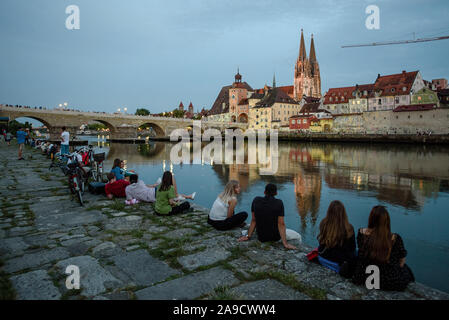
(342, 34), (449, 48)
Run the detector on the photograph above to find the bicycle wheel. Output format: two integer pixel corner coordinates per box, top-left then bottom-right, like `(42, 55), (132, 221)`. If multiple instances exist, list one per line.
(76, 189), (84, 206)
(68, 176), (76, 194)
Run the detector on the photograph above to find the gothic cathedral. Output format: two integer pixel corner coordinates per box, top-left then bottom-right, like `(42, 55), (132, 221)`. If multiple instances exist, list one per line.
(294, 29), (321, 100)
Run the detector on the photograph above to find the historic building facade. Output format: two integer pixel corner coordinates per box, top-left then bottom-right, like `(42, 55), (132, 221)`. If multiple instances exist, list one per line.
(294, 30), (321, 100)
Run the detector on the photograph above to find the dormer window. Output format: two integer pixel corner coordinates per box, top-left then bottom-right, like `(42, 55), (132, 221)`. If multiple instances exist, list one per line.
(391, 88), (395, 93)
(402, 87), (407, 91)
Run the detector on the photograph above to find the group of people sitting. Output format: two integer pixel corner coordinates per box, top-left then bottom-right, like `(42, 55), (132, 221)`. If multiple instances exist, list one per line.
(206, 181), (415, 291)
(105, 158), (196, 216)
(105, 160), (415, 292)
(315, 201), (414, 291)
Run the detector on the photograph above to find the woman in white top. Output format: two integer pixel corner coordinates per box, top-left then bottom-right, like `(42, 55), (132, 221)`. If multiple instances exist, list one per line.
(207, 180), (248, 231)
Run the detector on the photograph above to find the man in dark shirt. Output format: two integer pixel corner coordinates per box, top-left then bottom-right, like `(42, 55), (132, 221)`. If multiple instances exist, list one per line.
(238, 183), (296, 250)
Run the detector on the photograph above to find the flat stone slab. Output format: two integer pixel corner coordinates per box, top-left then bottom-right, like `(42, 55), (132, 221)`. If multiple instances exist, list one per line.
(4, 247), (70, 273)
(35, 209), (105, 229)
(55, 256), (121, 297)
(104, 215), (142, 231)
(135, 267), (239, 300)
(0, 237), (30, 255)
(112, 249), (180, 286)
(164, 228), (197, 239)
(11, 270), (61, 300)
(229, 279), (311, 300)
(92, 241), (117, 257)
(178, 247), (231, 271)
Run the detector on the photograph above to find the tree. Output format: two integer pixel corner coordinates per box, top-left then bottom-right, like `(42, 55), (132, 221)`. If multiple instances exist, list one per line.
(135, 108), (150, 116)
(172, 109), (185, 118)
(8, 120), (32, 135)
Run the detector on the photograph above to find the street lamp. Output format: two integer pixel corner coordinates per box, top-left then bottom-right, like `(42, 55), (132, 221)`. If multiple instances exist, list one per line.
(64, 102), (68, 107)
(117, 108), (121, 113)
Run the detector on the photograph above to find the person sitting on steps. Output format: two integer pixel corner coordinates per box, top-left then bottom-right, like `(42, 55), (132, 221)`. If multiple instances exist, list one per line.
(317, 200), (357, 278)
(238, 183), (298, 250)
(105, 172), (130, 199)
(352, 205), (415, 291)
(208, 180), (248, 231)
(125, 174), (159, 203)
(110, 158), (126, 181)
(154, 171), (195, 216)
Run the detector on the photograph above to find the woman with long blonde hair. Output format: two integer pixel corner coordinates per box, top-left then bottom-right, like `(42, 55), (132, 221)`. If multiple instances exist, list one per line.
(208, 180), (248, 230)
(352, 205), (415, 291)
(317, 200), (356, 275)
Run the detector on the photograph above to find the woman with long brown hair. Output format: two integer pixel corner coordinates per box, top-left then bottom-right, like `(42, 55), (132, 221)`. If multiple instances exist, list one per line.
(154, 171), (194, 216)
(317, 200), (356, 276)
(352, 205), (415, 291)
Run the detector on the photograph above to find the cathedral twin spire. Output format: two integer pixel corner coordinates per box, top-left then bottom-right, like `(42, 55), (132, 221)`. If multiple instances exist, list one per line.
(294, 29), (321, 99)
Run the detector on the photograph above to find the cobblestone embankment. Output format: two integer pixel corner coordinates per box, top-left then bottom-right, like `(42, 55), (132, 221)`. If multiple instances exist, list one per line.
(1, 142), (448, 300)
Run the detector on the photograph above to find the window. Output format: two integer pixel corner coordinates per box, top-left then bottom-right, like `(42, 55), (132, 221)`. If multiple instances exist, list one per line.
(395, 97), (399, 103)
(408, 115), (410, 119)
(391, 88), (395, 93)
(420, 115), (423, 118)
(378, 99), (381, 105)
(403, 87), (407, 91)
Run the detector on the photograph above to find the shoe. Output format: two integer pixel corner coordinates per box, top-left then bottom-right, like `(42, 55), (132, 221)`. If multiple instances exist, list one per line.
(156, 177), (162, 184)
(190, 192), (196, 200)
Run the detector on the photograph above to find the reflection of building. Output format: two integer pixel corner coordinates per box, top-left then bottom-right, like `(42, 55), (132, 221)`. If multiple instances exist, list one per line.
(294, 169), (322, 232)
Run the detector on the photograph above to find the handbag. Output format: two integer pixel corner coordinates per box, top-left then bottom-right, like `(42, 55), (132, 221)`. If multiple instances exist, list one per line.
(306, 248), (319, 261)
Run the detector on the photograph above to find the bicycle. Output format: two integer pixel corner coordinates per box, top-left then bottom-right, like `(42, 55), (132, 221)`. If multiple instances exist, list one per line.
(66, 159), (85, 206)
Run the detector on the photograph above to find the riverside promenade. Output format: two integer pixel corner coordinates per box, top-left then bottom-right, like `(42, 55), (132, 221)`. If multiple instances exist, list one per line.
(1, 143), (448, 300)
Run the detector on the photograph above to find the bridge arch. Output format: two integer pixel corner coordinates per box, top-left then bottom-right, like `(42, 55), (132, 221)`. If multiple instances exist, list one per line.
(90, 119), (116, 133)
(11, 115), (52, 129)
(138, 122), (165, 137)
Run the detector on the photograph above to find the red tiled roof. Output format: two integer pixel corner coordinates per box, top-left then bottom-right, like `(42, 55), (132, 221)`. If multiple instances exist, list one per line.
(393, 104), (436, 112)
(179, 102), (184, 108)
(299, 102), (320, 113)
(354, 83), (374, 98)
(303, 96), (320, 103)
(323, 86), (356, 105)
(372, 71), (418, 97)
(278, 85), (294, 96)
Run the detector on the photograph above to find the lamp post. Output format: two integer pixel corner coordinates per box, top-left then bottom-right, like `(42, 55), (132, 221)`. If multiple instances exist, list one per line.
(124, 107), (127, 114)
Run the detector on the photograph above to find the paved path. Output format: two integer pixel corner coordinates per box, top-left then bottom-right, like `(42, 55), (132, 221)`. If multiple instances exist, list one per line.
(1, 141), (448, 300)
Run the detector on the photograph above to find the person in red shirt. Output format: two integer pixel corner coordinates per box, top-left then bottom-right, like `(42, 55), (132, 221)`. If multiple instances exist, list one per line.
(105, 172), (130, 199)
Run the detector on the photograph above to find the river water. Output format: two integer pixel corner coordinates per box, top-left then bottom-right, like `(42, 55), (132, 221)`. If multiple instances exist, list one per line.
(83, 136), (449, 293)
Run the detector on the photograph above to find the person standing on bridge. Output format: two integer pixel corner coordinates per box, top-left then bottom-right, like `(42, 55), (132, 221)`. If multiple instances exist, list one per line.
(60, 127), (70, 155)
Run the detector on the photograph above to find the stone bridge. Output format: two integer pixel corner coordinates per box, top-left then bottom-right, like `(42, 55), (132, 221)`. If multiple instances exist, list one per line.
(0, 105), (247, 140)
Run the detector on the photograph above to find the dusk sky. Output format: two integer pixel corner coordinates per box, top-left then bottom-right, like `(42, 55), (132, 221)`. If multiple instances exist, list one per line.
(1, 0), (449, 117)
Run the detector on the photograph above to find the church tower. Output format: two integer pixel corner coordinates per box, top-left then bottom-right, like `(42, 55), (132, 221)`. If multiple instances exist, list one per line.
(294, 30), (321, 100)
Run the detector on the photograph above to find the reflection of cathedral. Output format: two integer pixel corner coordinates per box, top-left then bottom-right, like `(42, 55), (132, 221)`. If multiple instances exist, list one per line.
(294, 172), (322, 231)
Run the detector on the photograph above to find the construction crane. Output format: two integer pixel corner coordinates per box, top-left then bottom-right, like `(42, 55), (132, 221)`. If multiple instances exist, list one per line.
(342, 34), (449, 48)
